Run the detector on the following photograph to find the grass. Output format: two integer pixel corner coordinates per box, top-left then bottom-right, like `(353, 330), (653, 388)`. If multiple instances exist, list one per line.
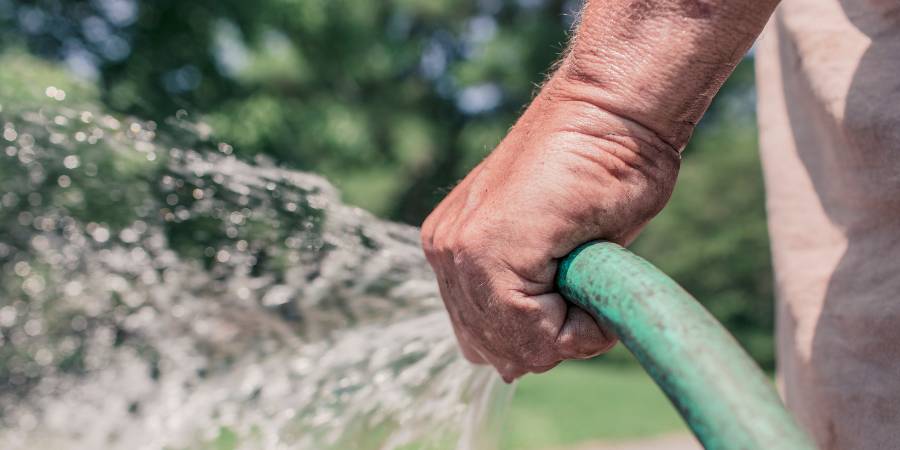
(501, 357), (688, 450)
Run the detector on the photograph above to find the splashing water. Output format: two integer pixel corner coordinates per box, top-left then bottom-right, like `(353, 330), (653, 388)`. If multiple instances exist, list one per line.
(0, 56), (512, 450)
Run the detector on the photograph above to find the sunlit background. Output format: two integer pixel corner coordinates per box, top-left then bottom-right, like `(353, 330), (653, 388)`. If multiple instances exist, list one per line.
(0, 1), (773, 449)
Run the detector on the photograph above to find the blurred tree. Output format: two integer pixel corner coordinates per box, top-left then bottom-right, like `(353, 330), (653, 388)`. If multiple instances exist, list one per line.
(0, 1), (775, 365)
(0, 0), (584, 222)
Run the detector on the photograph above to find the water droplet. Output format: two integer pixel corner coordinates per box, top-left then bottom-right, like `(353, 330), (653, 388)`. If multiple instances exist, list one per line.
(3, 127), (17, 142)
(35, 349), (53, 366)
(24, 319), (44, 336)
(18, 133), (34, 147)
(64, 281), (84, 297)
(175, 207), (190, 221)
(0, 306), (17, 327)
(70, 316), (88, 331)
(57, 175), (71, 188)
(91, 226), (110, 243)
(101, 115), (121, 130)
(27, 193), (42, 207)
(215, 250), (231, 263)
(218, 142), (233, 155)
(63, 155), (80, 169)
(2, 192), (19, 207)
(262, 285), (293, 307)
(30, 236), (49, 251)
(119, 228), (139, 243)
(14, 261), (31, 277)
(18, 211), (33, 226)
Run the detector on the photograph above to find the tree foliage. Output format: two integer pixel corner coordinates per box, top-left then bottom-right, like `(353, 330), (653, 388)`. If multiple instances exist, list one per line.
(1, 1), (775, 365)
(2, 0), (583, 222)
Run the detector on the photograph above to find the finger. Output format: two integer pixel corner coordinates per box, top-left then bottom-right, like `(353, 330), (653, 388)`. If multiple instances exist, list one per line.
(556, 303), (617, 359)
(432, 253), (491, 367)
(421, 211), (447, 262)
(615, 222), (649, 247)
(438, 280), (487, 365)
(472, 347), (528, 383)
(520, 292), (568, 338)
(421, 188), (465, 260)
(501, 292), (567, 369)
(528, 361), (560, 374)
(460, 344), (488, 364)
(454, 329), (488, 364)
(496, 361), (528, 384)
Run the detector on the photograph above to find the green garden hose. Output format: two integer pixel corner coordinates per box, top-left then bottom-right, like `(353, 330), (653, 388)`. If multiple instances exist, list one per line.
(556, 242), (816, 450)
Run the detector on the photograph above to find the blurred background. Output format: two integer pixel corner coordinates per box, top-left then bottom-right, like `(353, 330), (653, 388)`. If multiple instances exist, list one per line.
(0, 0), (772, 448)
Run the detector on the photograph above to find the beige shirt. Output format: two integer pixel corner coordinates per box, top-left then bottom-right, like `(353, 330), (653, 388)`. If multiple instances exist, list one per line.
(755, 1), (900, 448)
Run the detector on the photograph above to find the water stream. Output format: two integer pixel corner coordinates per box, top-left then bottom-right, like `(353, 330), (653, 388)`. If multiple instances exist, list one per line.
(0, 62), (512, 450)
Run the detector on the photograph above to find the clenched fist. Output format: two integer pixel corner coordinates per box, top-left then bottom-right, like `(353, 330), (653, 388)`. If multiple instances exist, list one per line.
(421, 76), (681, 382)
(421, 0), (776, 382)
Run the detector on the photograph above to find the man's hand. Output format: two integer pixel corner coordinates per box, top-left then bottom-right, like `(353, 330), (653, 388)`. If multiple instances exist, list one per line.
(422, 76), (680, 381)
(422, 0), (778, 381)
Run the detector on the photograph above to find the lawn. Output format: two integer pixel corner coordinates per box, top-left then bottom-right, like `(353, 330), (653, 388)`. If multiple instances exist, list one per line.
(501, 356), (688, 450)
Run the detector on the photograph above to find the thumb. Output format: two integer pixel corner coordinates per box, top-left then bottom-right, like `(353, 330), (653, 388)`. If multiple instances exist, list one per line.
(555, 301), (617, 359)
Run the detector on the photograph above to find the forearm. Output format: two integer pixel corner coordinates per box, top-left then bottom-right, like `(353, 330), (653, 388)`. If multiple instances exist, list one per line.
(549, 0), (779, 151)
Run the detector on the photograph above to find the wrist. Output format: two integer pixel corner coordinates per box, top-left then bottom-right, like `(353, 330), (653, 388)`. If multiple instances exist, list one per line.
(548, 0), (778, 150)
(548, 56), (694, 152)
(535, 73), (681, 161)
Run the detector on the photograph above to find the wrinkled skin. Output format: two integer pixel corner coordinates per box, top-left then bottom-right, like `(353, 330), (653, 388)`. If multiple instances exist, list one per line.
(421, 77), (681, 381)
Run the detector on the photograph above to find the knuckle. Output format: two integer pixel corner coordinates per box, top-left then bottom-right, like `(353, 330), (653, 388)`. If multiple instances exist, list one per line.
(460, 348), (485, 364)
(429, 231), (455, 261)
(454, 223), (486, 248)
(420, 211), (438, 238)
(448, 227), (485, 263)
(442, 228), (495, 280)
(421, 212), (494, 268)
(420, 227), (434, 253)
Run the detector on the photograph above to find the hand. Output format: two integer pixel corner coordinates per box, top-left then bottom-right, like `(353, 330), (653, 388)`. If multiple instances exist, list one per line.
(423, 0), (776, 382)
(421, 76), (681, 382)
